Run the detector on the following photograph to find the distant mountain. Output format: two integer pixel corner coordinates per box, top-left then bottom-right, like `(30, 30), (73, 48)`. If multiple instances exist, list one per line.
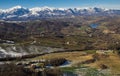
(0, 6), (120, 21)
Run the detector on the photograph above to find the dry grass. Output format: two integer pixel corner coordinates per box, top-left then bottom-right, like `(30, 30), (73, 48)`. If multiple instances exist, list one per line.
(86, 53), (120, 74)
(32, 51), (120, 74)
(94, 53), (120, 74)
(32, 51), (93, 64)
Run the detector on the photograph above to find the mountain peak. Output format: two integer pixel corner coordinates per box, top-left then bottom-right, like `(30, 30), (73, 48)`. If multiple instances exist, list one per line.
(12, 5), (23, 9)
(0, 5), (26, 12)
(30, 6), (54, 11)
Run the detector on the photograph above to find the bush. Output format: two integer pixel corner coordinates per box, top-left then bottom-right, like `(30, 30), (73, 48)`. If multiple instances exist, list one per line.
(49, 58), (67, 66)
(45, 68), (62, 76)
(0, 63), (38, 76)
(0, 63), (27, 76)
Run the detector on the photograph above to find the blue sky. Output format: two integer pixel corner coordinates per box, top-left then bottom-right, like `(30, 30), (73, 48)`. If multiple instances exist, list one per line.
(0, 0), (120, 9)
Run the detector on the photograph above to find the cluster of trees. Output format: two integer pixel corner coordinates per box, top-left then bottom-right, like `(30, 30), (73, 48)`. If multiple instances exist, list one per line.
(0, 54), (43, 61)
(48, 58), (67, 66)
(0, 63), (34, 76)
(0, 63), (63, 76)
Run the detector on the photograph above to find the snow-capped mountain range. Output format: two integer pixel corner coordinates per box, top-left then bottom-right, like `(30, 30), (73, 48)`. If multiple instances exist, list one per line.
(0, 5), (120, 21)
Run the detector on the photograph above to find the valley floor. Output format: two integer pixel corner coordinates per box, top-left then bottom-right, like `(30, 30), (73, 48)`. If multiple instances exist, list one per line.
(31, 50), (120, 75)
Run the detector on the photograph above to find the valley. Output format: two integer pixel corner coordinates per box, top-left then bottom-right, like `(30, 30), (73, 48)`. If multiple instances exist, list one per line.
(0, 16), (120, 76)
(0, 0), (120, 75)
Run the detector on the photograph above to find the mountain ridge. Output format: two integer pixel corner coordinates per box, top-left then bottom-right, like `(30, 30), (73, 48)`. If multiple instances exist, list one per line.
(0, 6), (120, 21)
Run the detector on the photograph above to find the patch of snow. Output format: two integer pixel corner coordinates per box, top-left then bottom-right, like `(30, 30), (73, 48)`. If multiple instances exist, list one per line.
(59, 61), (71, 67)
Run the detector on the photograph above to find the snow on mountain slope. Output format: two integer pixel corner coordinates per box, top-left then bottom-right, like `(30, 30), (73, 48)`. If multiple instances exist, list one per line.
(0, 6), (120, 20)
(0, 45), (64, 58)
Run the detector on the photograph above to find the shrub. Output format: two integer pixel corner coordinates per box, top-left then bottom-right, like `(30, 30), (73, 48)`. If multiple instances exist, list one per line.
(49, 58), (67, 66)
